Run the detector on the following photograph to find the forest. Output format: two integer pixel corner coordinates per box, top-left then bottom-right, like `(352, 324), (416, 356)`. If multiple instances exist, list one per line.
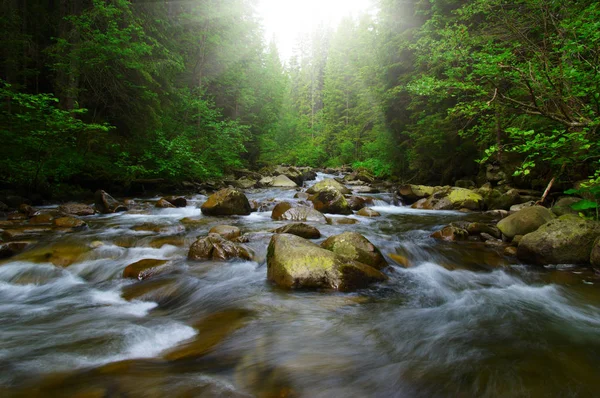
(1, 0), (599, 197)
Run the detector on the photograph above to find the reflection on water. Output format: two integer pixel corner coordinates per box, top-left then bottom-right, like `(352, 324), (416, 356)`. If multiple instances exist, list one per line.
(1, 174), (600, 397)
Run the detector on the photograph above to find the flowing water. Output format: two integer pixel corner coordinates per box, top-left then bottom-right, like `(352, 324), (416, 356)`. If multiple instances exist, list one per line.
(1, 173), (600, 397)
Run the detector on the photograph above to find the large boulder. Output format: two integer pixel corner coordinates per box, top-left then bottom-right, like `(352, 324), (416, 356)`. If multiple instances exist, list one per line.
(517, 215), (600, 265)
(208, 225), (241, 240)
(94, 190), (127, 214)
(306, 178), (351, 195)
(200, 188), (252, 216)
(273, 223), (321, 239)
(58, 203), (95, 216)
(271, 202), (293, 220)
(397, 185), (437, 203)
(497, 206), (556, 240)
(270, 175), (298, 188)
(279, 206), (327, 223)
(346, 196), (372, 211)
(164, 196), (187, 207)
(320, 231), (388, 270)
(477, 188), (521, 210)
(309, 188), (353, 215)
(414, 187), (483, 211)
(267, 234), (386, 291)
(273, 166), (305, 185)
(188, 233), (252, 261)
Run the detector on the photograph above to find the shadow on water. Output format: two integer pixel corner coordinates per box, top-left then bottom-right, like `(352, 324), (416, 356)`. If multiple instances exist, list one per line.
(1, 174), (600, 397)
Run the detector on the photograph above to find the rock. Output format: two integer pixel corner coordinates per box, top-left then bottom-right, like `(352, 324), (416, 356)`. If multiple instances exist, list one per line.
(467, 222), (501, 239)
(346, 196), (372, 211)
(444, 188), (484, 211)
(326, 217), (358, 225)
(17, 242), (90, 267)
(155, 198), (176, 208)
(200, 188), (251, 216)
(258, 176), (274, 187)
(356, 207), (380, 217)
(309, 188), (353, 215)
(397, 185), (436, 203)
(274, 223), (321, 239)
(149, 236), (185, 248)
(53, 216), (87, 229)
(344, 170), (375, 184)
(389, 253), (412, 268)
(271, 202), (293, 220)
(279, 206), (327, 223)
(512, 235), (524, 245)
(0, 201), (8, 211)
(234, 177), (257, 189)
(352, 186), (380, 194)
(7, 212), (27, 221)
(164, 196), (187, 207)
(180, 217), (211, 227)
(208, 225), (241, 240)
(19, 204), (38, 217)
(321, 231), (388, 270)
(478, 188), (521, 210)
(123, 259), (169, 280)
(270, 175), (298, 188)
(188, 233), (252, 261)
(58, 203), (95, 216)
(504, 246), (518, 256)
(517, 216), (600, 265)
(591, 237), (600, 267)
(94, 190), (128, 214)
(267, 234), (386, 291)
(0, 241), (31, 259)
(510, 201), (536, 212)
(2, 226), (53, 241)
(551, 197), (581, 217)
(306, 178), (351, 195)
(294, 192), (310, 200)
(455, 179), (476, 189)
(497, 206), (556, 240)
(430, 226), (469, 241)
(29, 213), (54, 224)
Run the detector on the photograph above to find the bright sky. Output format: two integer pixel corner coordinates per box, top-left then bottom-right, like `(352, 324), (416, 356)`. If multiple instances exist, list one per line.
(256, 0), (372, 61)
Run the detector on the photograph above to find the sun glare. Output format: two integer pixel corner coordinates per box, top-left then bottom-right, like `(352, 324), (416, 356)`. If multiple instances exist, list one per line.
(256, 0), (372, 61)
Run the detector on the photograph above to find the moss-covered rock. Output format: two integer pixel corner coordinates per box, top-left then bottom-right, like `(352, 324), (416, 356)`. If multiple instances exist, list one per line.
(397, 185), (437, 203)
(267, 234), (386, 291)
(320, 231), (388, 270)
(551, 197), (581, 217)
(306, 178), (351, 195)
(273, 223), (321, 239)
(517, 215), (600, 265)
(445, 188), (484, 211)
(309, 187), (353, 215)
(591, 236), (600, 267)
(200, 188), (251, 216)
(497, 206), (555, 239)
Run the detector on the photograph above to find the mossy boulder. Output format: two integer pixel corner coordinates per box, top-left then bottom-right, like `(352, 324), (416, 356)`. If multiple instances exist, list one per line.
(320, 231), (388, 270)
(273, 223), (321, 239)
(445, 188), (484, 210)
(397, 185), (436, 203)
(309, 187), (353, 215)
(306, 178), (351, 195)
(497, 206), (556, 239)
(517, 215), (600, 265)
(200, 188), (251, 216)
(477, 188), (521, 210)
(551, 197), (581, 217)
(188, 233), (252, 261)
(267, 234), (386, 291)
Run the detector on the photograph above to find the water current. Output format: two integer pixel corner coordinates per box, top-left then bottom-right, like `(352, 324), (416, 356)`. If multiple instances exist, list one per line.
(1, 173), (600, 397)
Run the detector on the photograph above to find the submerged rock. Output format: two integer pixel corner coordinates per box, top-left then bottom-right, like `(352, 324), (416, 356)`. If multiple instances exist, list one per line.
(273, 223), (321, 239)
(321, 231), (388, 270)
(200, 188), (251, 216)
(53, 216), (87, 229)
(188, 233), (252, 261)
(267, 234), (386, 291)
(517, 215), (600, 265)
(497, 206), (555, 240)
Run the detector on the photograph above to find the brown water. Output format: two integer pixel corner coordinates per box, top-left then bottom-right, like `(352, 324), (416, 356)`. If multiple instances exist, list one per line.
(1, 173), (600, 397)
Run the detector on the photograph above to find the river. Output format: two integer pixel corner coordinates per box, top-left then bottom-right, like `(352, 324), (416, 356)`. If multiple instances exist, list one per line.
(1, 173), (600, 397)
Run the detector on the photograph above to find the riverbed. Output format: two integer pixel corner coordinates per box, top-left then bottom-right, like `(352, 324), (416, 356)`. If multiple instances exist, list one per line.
(1, 173), (600, 397)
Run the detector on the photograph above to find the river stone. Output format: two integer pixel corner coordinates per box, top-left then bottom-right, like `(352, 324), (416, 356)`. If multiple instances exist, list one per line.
(479, 188), (521, 210)
(517, 215), (600, 265)
(430, 226), (469, 241)
(53, 216), (87, 229)
(234, 177), (257, 189)
(95, 190), (128, 214)
(326, 217), (358, 225)
(58, 203), (95, 216)
(591, 237), (600, 267)
(467, 222), (501, 239)
(163, 196), (187, 207)
(271, 202), (293, 220)
(497, 206), (555, 240)
(200, 188), (251, 216)
(155, 198), (176, 208)
(309, 188), (353, 215)
(306, 178), (351, 195)
(19, 204), (37, 217)
(123, 259), (169, 280)
(398, 184), (436, 203)
(321, 231), (388, 270)
(356, 207), (380, 217)
(188, 233), (252, 261)
(29, 213), (54, 224)
(444, 188), (484, 211)
(389, 253), (412, 268)
(271, 175), (297, 188)
(7, 212), (27, 221)
(510, 201), (536, 212)
(551, 197), (581, 217)
(208, 225), (241, 240)
(0, 241), (31, 259)
(279, 206), (327, 223)
(258, 176), (274, 187)
(346, 196), (372, 211)
(273, 223), (321, 239)
(267, 234), (386, 291)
